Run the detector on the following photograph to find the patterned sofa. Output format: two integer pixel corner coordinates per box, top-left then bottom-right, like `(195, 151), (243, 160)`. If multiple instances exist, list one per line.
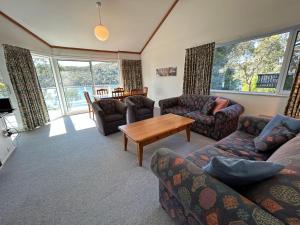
(159, 95), (244, 140)
(151, 116), (300, 225)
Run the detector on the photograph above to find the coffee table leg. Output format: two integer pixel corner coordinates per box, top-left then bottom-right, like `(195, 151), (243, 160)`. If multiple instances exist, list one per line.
(136, 143), (143, 167)
(123, 133), (128, 151)
(186, 125), (191, 142)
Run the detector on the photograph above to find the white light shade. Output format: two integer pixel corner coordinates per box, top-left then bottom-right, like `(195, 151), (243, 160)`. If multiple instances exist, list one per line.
(94, 24), (109, 41)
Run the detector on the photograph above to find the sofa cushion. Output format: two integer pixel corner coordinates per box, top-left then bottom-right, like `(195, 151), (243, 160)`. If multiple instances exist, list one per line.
(164, 106), (191, 116)
(185, 111), (215, 125)
(240, 134), (300, 225)
(254, 124), (296, 152)
(215, 131), (269, 161)
(203, 156), (284, 186)
(178, 95), (210, 111)
(130, 96), (144, 108)
(186, 145), (239, 168)
(104, 113), (124, 122)
(137, 107), (152, 115)
(259, 114), (300, 137)
(201, 98), (216, 115)
(213, 97), (229, 114)
(98, 100), (116, 114)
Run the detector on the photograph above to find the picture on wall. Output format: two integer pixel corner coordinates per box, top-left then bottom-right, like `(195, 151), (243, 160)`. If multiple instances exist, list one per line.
(156, 67), (177, 76)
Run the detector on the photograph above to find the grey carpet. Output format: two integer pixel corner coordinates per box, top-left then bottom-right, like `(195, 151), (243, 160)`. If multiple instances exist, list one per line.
(0, 110), (215, 225)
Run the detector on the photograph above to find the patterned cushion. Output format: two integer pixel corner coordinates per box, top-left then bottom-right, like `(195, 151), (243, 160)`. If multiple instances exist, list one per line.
(215, 131), (269, 161)
(98, 100), (116, 114)
(254, 125), (296, 152)
(164, 106), (191, 116)
(213, 97), (229, 114)
(201, 98), (216, 115)
(178, 95), (210, 111)
(185, 111), (215, 125)
(240, 135), (300, 225)
(186, 145), (239, 168)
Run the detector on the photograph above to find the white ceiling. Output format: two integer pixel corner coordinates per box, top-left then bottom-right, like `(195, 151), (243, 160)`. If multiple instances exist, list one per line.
(0, 0), (174, 52)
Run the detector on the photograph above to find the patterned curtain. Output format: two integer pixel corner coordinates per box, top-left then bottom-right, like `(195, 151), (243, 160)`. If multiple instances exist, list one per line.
(183, 42), (215, 95)
(285, 61), (300, 118)
(121, 60), (143, 91)
(3, 44), (49, 130)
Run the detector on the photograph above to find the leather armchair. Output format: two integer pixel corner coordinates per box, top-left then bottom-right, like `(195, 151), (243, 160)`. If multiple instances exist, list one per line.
(92, 99), (127, 135)
(125, 96), (155, 123)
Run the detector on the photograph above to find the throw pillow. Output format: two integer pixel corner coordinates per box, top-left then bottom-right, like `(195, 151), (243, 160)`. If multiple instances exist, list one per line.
(201, 98), (216, 115)
(254, 124), (296, 152)
(99, 100), (116, 114)
(260, 114), (300, 137)
(203, 156), (284, 186)
(213, 97), (229, 115)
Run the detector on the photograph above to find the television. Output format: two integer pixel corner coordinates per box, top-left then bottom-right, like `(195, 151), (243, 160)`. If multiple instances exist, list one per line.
(0, 98), (13, 113)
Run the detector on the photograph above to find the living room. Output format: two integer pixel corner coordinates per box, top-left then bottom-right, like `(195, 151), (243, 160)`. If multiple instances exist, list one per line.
(0, 0), (299, 225)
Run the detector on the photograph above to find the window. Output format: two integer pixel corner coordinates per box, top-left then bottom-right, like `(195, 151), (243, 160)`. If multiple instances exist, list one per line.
(32, 55), (62, 120)
(283, 31), (300, 90)
(91, 61), (120, 93)
(57, 60), (93, 113)
(211, 32), (290, 93)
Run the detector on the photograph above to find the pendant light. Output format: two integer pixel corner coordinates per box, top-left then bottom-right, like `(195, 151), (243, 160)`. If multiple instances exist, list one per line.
(94, 1), (109, 41)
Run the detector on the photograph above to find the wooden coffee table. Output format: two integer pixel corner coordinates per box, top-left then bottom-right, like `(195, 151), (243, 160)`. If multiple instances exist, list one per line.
(119, 113), (195, 166)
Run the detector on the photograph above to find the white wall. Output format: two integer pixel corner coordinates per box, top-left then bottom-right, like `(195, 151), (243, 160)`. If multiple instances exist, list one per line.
(142, 0), (300, 117)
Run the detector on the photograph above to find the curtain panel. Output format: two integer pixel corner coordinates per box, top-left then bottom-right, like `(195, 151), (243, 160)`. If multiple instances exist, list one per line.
(285, 61), (300, 118)
(183, 42), (215, 95)
(121, 60), (143, 91)
(3, 44), (49, 130)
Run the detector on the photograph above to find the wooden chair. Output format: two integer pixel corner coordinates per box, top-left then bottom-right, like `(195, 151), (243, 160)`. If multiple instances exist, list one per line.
(83, 91), (94, 119)
(131, 88), (144, 96)
(96, 88), (109, 97)
(112, 90), (125, 101)
(114, 87), (124, 91)
(143, 87), (148, 97)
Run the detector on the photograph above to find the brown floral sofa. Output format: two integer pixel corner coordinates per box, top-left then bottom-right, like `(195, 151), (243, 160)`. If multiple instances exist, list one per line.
(151, 116), (300, 225)
(159, 95), (244, 140)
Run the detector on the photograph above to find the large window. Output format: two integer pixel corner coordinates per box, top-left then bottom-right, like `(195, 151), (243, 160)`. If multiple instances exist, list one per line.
(92, 61), (120, 93)
(211, 32), (290, 93)
(57, 60), (120, 113)
(32, 55), (62, 120)
(58, 60), (93, 113)
(283, 31), (300, 90)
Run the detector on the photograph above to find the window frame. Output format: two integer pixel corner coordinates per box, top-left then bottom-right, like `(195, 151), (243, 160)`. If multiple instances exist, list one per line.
(210, 25), (300, 96)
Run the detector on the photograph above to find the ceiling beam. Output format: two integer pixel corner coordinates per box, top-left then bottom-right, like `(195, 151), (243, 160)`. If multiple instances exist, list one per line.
(0, 0), (179, 55)
(139, 0), (179, 53)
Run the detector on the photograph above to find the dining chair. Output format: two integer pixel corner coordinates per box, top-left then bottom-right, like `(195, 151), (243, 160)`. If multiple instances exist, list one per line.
(130, 88), (144, 95)
(114, 87), (124, 91)
(143, 87), (148, 97)
(83, 91), (94, 119)
(96, 88), (109, 96)
(112, 90), (125, 101)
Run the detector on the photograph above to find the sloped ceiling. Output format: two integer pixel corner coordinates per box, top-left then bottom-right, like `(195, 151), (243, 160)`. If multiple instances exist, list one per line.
(0, 0), (175, 52)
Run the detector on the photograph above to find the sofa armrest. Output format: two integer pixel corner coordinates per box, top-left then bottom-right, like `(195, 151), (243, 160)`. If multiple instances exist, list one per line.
(143, 97), (155, 109)
(151, 148), (282, 225)
(215, 104), (244, 123)
(115, 100), (127, 115)
(238, 116), (270, 136)
(92, 102), (105, 118)
(158, 97), (179, 114)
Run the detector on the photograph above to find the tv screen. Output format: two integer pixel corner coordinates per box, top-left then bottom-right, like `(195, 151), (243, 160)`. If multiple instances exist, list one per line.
(0, 98), (13, 113)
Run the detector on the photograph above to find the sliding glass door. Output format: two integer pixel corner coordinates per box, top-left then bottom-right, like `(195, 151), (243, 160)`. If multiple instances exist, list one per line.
(57, 60), (93, 113)
(91, 61), (120, 94)
(32, 55), (62, 120)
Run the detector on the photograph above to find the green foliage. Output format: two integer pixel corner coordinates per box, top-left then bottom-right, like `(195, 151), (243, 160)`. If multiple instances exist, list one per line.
(212, 33), (289, 92)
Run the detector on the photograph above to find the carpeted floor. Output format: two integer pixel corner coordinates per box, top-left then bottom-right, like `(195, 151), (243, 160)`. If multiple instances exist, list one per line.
(0, 110), (215, 225)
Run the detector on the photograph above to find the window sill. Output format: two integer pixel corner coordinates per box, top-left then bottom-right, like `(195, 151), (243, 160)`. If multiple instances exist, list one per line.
(210, 90), (290, 97)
